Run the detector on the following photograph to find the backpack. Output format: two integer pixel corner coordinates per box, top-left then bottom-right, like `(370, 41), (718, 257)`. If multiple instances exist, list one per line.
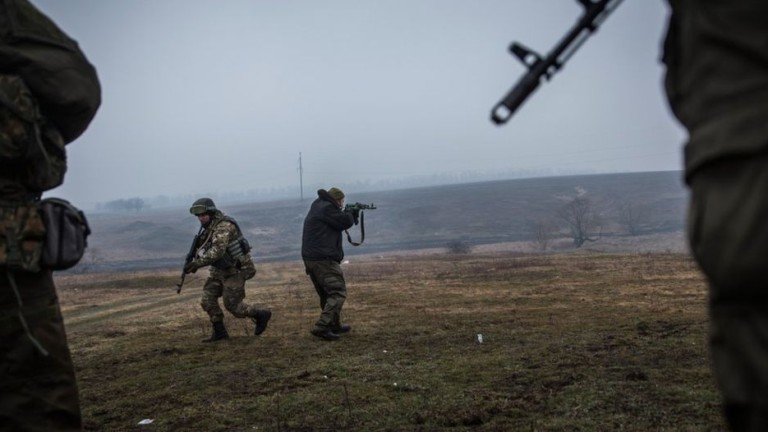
(0, 1), (99, 272)
(0, 0), (101, 144)
(0, 0), (101, 192)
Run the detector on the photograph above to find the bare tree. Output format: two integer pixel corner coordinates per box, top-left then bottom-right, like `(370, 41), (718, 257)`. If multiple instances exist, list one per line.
(557, 196), (601, 248)
(103, 197), (146, 213)
(529, 219), (558, 251)
(616, 200), (646, 236)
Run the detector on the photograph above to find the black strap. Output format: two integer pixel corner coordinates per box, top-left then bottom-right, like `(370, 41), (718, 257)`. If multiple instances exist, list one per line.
(345, 211), (365, 246)
(6, 271), (49, 356)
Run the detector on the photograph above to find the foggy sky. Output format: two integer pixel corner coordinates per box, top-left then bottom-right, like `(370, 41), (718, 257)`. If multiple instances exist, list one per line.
(32, 0), (684, 209)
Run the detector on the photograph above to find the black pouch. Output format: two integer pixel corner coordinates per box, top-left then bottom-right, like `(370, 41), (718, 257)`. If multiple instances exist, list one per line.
(38, 197), (90, 270)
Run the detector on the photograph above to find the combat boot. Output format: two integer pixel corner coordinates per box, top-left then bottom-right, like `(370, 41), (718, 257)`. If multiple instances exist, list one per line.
(202, 321), (229, 343)
(311, 327), (340, 341)
(333, 324), (352, 334)
(332, 318), (351, 334)
(251, 309), (272, 336)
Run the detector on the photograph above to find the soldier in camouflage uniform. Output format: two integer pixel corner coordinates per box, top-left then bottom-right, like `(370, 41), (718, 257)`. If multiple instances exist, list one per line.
(184, 198), (271, 342)
(662, 1), (768, 429)
(0, 0), (100, 430)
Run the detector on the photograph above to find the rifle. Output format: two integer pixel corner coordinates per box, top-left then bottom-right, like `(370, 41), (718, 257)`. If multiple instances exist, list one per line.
(176, 227), (203, 294)
(343, 202), (377, 246)
(490, 0), (624, 125)
(344, 202), (377, 211)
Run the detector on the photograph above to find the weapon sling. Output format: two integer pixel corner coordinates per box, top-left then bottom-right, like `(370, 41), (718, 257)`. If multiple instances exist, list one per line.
(345, 210), (366, 246)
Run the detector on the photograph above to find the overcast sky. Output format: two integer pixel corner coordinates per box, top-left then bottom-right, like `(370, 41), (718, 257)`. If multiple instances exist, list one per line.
(33, 0), (684, 208)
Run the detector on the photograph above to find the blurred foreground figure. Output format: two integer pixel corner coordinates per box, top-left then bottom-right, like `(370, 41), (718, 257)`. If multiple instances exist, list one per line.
(0, 0), (100, 430)
(663, 1), (768, 429)
(184, 198), (271, 342)
(301, 187), (357, 341)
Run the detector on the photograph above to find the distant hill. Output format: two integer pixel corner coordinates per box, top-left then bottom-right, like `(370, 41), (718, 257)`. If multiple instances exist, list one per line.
(80, 171), (688, 273)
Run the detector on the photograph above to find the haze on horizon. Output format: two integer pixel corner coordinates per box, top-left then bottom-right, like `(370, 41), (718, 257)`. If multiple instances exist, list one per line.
(33, 0), (685, 209)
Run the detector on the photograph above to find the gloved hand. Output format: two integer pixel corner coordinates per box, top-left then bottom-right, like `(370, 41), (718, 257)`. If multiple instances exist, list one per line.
(184, 261), (198, 274)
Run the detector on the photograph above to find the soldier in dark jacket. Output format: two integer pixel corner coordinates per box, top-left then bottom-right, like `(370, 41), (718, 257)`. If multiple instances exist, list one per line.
(663, 2), (768, 429)
(302, 187), (356, 341)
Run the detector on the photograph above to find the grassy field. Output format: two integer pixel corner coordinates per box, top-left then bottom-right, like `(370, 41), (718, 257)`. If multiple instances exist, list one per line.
(56, 251), (725, 431)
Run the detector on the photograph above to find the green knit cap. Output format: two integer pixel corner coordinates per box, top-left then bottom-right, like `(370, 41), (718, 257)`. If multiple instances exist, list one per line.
(327, 187), (345, 200)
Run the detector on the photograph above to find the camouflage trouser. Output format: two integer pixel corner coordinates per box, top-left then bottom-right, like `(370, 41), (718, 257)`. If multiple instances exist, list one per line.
(304, 260), (346, 331)
(0, 270), (81, 432)
(688, 155), (768, 430)
(200, 272), (258, 323)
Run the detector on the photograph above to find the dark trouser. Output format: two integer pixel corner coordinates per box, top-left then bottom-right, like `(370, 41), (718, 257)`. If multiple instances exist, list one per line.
(688, 156), (768, 431)
(0, 270), (82, 432)
(304, 260), (346, 331)
(664, 1), (768, 429)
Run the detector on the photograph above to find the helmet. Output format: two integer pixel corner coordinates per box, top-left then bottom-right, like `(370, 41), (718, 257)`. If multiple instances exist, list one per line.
(189, 197), (217, 215)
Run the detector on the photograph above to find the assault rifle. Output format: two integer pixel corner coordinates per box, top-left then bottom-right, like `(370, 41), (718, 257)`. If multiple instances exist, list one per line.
(343, 202), (377, 246)
(490, 0), (623, 125)
(176, 227), (202, 294)
(344, 202), (377, 212)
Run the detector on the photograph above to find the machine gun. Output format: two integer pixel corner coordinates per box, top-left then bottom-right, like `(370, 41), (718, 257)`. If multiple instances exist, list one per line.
(490, 0), (623, 125)
(343, 202), (377, 246)
(176, 227), (202, 294)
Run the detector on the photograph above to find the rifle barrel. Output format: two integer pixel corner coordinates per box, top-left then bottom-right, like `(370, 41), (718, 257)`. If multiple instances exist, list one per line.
(491, 0), (623, 125)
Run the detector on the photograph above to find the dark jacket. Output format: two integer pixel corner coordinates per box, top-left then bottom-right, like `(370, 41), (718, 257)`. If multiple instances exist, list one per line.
(301, 189), (355, 262)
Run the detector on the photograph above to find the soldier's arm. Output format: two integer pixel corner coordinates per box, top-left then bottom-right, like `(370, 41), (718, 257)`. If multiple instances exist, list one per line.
(193, 222), (235, 267)
(319, 204), (354, 231)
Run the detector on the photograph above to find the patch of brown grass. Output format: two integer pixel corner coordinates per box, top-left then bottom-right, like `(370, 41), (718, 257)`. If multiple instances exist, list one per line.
(59, 251), (724, 431)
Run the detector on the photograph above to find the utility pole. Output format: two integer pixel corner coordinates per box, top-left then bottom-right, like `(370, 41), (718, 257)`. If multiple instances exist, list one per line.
(298, 152), (304, 201)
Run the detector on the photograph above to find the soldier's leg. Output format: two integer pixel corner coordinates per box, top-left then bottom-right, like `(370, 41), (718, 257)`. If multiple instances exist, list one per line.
(221, 273), (255, 318)
(306, 266), (328, 310)
(221, 273), (271, 335)
(0, 270), (82, 431)
(688, 155), (768, 430)
(309, 261), (347, 331)
(200, 277), (224, 323)
(200, 277), (229, 342)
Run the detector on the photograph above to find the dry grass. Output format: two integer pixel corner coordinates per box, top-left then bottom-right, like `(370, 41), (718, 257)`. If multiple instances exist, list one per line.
(54, 251), (725, 431)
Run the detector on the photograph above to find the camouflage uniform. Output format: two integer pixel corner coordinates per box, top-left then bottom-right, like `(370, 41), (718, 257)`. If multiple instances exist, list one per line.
(663, 1), (768, 429)
(0, 1), (100, 430)
(186, 207), (269, 340)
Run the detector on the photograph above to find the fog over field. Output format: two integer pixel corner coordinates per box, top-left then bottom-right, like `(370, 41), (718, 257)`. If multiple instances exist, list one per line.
(32, 0), (685, 209)
(77, 171), (688, 273)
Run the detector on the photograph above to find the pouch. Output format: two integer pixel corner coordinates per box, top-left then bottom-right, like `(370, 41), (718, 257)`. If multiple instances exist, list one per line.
(0, 202), (46, 272)
(38, 197), (90, 270)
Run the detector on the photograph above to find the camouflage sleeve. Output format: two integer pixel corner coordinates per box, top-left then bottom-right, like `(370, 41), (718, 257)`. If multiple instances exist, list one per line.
(194, 221), (236, 268)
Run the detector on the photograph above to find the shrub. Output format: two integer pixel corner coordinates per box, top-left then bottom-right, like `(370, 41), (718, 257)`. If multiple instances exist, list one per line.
(446, 240), (472, 255)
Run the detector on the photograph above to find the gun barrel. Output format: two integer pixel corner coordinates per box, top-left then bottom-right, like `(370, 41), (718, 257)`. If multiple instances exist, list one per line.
(345, 202), (377, 210)
(491, 71), (542, 124)
(491, 0), (623, 125)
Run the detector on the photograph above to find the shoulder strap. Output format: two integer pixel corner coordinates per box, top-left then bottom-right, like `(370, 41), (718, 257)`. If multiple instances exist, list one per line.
(218, 215), (246, 238)
(345, 211), (365, 246)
